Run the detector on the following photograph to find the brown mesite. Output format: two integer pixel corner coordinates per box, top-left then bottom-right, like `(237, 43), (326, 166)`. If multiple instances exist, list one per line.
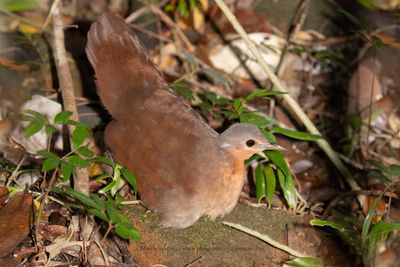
(86, 13), (284, 228)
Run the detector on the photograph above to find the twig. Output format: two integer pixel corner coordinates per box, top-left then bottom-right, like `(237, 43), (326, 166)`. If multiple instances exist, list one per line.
(94, 239), (110, 266)
(148, 5), (195, 51)
(51, 1), (89, 195)
(40, 0), (60, 32)
(222, 221), (311, 259)
(214, 0), (365, 210)
(5, 153), (26, 186)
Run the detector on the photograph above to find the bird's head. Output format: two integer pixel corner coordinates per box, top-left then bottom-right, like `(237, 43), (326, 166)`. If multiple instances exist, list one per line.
(217, 123), (285, 161)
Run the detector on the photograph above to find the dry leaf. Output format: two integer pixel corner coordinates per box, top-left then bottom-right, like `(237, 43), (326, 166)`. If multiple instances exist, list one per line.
(0, 191), (33, 257)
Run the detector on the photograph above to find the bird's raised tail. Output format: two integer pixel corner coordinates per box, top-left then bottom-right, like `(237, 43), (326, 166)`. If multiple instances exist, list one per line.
(86, 13), (168, 120)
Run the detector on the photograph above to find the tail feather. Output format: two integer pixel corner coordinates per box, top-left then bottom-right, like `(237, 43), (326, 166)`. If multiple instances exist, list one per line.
(86, 13), (166, 120)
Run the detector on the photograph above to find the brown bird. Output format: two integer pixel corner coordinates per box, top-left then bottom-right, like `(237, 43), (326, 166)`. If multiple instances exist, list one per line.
(86, 13), (284, 228)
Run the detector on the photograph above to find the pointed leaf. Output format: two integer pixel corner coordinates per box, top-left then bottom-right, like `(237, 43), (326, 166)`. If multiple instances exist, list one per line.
(94, 156), (115, 168)
(240, 112), (274, 128)
(64, 187), (100, 209)
(368, 222), (400, 241)
(106, 203), (120, 224)
(264, 165), (276, 205)
(42, 158), (60, 172)
(99, 180), (117, 194)
(45, 124), (57, 135)
(286, 257), (323, 267)
(60, 160), (74, 181)
(244, 89), (286, 101)
(54, 111), (73, 124)
(388, 164), (400, 176)
(24, 120), (44, 138)
(65, 155), (90, 168)
(71, 125), (90, 148)
(37, 150), (60, 160)
(76, 146), (94, 158)
(255, 163), (266, 203)
(120, 168), (138, 192)
(277, 169), (297, 208)
(115, 221), (140, 240)
(366, 159), (388, 173)
(271, 127), (321, 141)
(89, 208), (108, 222)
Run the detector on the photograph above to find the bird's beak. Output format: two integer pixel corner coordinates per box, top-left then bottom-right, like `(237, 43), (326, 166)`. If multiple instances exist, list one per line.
(259, 143), (286, 151)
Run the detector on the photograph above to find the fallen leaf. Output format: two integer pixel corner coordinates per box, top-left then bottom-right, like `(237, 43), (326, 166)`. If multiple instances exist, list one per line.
(45, 241), (84, 262)
(0, 191), (33, 257)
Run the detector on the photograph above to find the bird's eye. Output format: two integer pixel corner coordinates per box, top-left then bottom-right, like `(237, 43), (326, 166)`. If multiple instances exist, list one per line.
(246, 139), (256, 147)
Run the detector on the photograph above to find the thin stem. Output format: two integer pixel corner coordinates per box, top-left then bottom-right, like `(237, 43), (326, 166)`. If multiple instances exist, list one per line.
(222, 221), (311, 259)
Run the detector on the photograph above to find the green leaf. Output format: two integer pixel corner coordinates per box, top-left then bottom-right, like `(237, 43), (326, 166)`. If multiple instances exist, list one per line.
(361, 192), (385, 248)
(106, 203), (120, 224)
(71, 125), (90, 148)
(65, 155), (90, 168)
(94, 173), (112, 181)
(65, 187), (100, 209)
(91, 194), (106, 210)
(261, 129), (277, 143)
(37, 150), (60, 159)
(310, 219), (351, 233)
(388, 164), (400, 176)
(99, 180), (117, 194)
(271, 127), (321, 141)
(14, 114), (36, 122)
(265, 151), (289, 175)
(366, 170), (391, 183)
(120, 168), (138, 192)
(371, 36), (385, 49)
(264, 165), (276, 205)
(314, 49), (343, 61)
(24, 120), (44, 138)
(233, 99), (244, 115)
(76, 146), (94, 158)
(0, 0), (39, 12)
(203, 92), (218, 104)
(255, 163), (266, 203)
(45, 124), (57, 135)
(42, 158), (60, 172)
(94, 156), (115, 167)
(240, 112), (274, 128)
(368, 222), (400, 241)
(164, 4), (174, 12)
(174, 87), (194, 100)
(198, 102), (212, 111)
(178, 0), (189, 17)
(22, 109), (47, 123)
(115, 221), (140, 240)
(54, 111), (73, 124)
(357, 0), (378, 10)
(277, 169), (297, 208)
(60, 160), (74, 181)
(366, 159), (388, 173)
(89, 208), (108, 222)
(244, 89), (286, 101)
(286, 257), (323, 267)
(203, 68), (226, 85)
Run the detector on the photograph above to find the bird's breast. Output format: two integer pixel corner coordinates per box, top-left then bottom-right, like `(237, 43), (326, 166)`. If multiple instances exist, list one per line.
(204, 156), (246, 219)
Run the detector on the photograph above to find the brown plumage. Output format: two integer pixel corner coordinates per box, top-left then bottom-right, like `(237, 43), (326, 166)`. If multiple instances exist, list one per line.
(86, 13), (284, 228)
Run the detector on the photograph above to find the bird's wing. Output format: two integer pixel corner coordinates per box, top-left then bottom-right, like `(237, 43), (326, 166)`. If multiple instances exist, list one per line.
(86, 13), (222, 209)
